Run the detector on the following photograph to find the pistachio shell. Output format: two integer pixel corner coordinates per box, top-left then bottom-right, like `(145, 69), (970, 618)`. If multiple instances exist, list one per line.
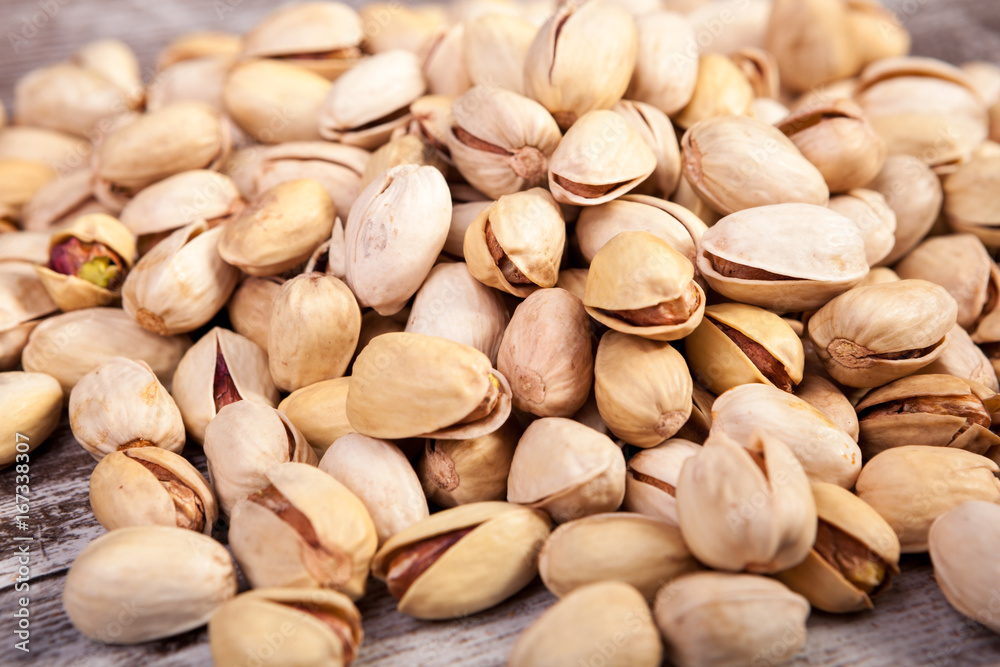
(612, 100), (682, 198)
(765, 0), (859, 92)
(279, 377), (355, 458)
(672, 53), (755, 130)
(828, 188), (897, 265)
(943, 154), (1000, 248)
(794, 374), (860, 441)
(0, 126), (92, 174)
(625, 10), (698, 116)
(463, 13), (534, 95)
(14, 63), (133, 138)
(866, 154), (942, 265)
(921, 323), (999, 392)
(22, 168), (104, 232)
(223, 60), (330, 144)
(421, 23), (472, 97)
(419, 418), (521, 508)
(0, 159), (57, 217)
(119, 170), (244, 236)
(623, 439), (701, 526)
(156, 31), (242, 69)
(0, 371), (62, 467)
(226, 276), (283, 350)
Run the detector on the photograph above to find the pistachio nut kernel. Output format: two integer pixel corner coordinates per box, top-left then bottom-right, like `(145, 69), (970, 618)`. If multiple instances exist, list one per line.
(624, 439), (701, 526)
(89, 446), (218, 534)
(0, 371), (62, 467)
(210, 588), (363, 667)
(279, 377), (354, 458)
(371, 502), (551, 620)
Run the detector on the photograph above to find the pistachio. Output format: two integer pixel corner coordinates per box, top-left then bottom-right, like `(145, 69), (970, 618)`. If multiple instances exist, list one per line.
(624, 439), (701, 527)
(421, 23), (472, 97)
(625, 10), (698, 116)
(363, 134), (448, 189)
(371, 502), (551, 619)
(14, 63), (135, 139)
(119, 170), (244, 238)
(866, 154), (943, 265)
(361, 3), (444, 54)
(146, 54), (236, 116)
(765, 0), (860, 93)
(89, 447), (217, 534)
(612, 100), (682, 198)
(828, 189), (897, 266)
(0, 371), (62, 468)
(279, 377), (355, 458)
(156, 31), (242, 69)
(672, 53), (755, 130)
(0, 159), (57, 220)
(463, 13), (534, 95)
(22, 168), (106, 232)
(227, 276), (284, 350)
(419, 418), (521, 508)
(923, 324), (1000, 392)
(731, 47), (781, 99)
(0, 126), (92, 175)
(847, 0), (910, 67)
(754, 97), (791, 124)
(943, 153), (1000, 248)
(223, 60), (330, 144)
(795, 374), (860, 441)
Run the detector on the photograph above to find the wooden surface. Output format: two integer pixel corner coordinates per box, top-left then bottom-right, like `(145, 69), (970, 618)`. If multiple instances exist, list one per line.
(2, 1), (1000, 666)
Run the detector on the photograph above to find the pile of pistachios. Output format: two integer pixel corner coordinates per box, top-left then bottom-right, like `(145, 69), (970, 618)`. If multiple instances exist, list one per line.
(3, 0), (1000, 664)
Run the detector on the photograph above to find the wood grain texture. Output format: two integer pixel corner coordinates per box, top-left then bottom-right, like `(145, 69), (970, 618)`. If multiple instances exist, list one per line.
(1, 0), (1000, 665)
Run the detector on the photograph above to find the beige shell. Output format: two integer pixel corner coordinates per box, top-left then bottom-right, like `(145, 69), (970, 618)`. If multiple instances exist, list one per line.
(765, 0), (859, 93)
(171, 326), (279, 445)
(463, 188), (565, 297)
(421, 23), (472, 97)
(0, 371), (62, 467)
(943, 154), (1000, 248)
(611, 100), (681, 198)
(73, 39), (142, 108)
(856, 445), (1000, 552)
(921, 323), (999, 392)
(624, 439), (701, 527)
(347, 332), (512, 440)
(146, 54), (235, 114)
(463, 13), (534, 95)
(0, 159), (57, 217)
(279, 377), (354, 458)
(364, 134), (448, 189)
(794, 374), (860, 440)
(371, 502), (551, 619)
(63, 526), (237, 644)
(828, 188), (897, 266)
(14, 63), (134, 139)
(361, 2), (444, 54)
(507, 417), (625, 523)
(89, 447), (218, 534)
(156, 31), (242, 69)
(672, 53), (755, 130)
(223, 60), (330, 144)
(22, 168), (105, 232)
(847, 0), (910, 67)
(866, 155), (943, 265)
(119, 170), (244, 236)
(419, 418), (521, 508)
(226, 276), (283, 350)
(625, 10), (698, 116)
(0, 126), (92, 174)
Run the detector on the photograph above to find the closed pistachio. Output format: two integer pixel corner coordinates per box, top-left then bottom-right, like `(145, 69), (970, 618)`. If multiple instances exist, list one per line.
(227, 276), (283, 350)
(594, 331), (692, 448)
(855, 445), (1000, 552)
(0, 159), (56, 219)
(363, 134), (448, 189)
(421, 23), (472, 97)
(419, 418), (521, 508)
(765, 0), (860, 93)
(68, 357), (185, 460)
(0, 126), (92, 175)
(624, 439), (701, 527)
(279, 377), (355, 458)
(118, 170), (244, 238)
(795, 374), (860, 441)
(672, 53), (755, 130)
(923, 324), (1000, 392)
(210, 588), (363, 667)
(686, 303), (805, 396)
(654, 572), (809, 667)
(14, 63), (135, 139)
(347, 332), (512, 440)
(828, 189), (897, 266)
(0, 371), (62, 467)
(219, 179), (335, 276)
(63, 526), (237, 644)
(547, 110), (656, 206)
(372, 502), (551, 619)
(319, 434), (429, 545)
(223, 60), (330, 144)
(89, 447), (217, 534)
(171, 327), (279, 445)
(22, 168), (106, 232)
(498, 288), (593, 418)
(507, 417), (625, 522)
(943, 153), (1000, 248)
(584, 231), (706, 341)
(625, 10), (698, 116)
(612, 100), (681, 198)
(462, 13), (534, 94)
(510, 581), (661, 667)
(229, 462), (377, 600)
(866, 154), (943, 266)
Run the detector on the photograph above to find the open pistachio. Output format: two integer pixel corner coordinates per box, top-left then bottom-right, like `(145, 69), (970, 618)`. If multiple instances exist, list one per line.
(229, 462), (377, 600)
(223, 60), (330, 144)
(686, 302), (805, 396)
(612, 100), (681, 198)
(462, 13), (534, 95)
(672, 53), (755, 130)
(279, 377), (355, 458)
(624, 439), (701, 527)
(765, 0), (859, 93)
(654, 572), (809, 667)
(227, 276), (283, 351)
(828, 189), (897, 266)
(63, 526), (237, 644)
(510, 581), (662, 667)
(347, 332), (512, 440)
(795, 374), (860, 441)
(118, 170), (244, 239)
(625, 10), (697, 116)
(507, 417), (625, 523)
(419, 418), (521, 508)
(0, 371), (62, 468)
(210, 588), (363, 667)
(89, 447), (217, 534)
(372, 502), (551, 619)
(319, 434), (429, 546)
(943, 152), (1000, 248)
(866, 154), (943, 266)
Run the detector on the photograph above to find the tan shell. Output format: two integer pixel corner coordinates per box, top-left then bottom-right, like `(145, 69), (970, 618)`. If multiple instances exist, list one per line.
(463, 13), (534, 95)
(14, 63), (134, 139)
(447, 202), (492, 260)
(828, 188), (897, 266)
(421, 23), (472, 97)
(63, 526), (237, 644)
(507, 417), (625, 523)
(0, 159), (57, 218)
(612, 100), (682, 198)
(119, 170), (244, 236)
(371, 502), (551, 619)
(672, 53), (755, 130)
(943, 154), (1000, 248)
(856, 445), (1000, 552)
(625, 10), (698, 116)
(794, 374), (860, 440)
(866, 154), (943, 265)
(156, 31), (242, 69)
(146, 54), (235, 114)
(419, 418), (521, 508)
(364, 134), (448, 189)
(765, 0), (859, 93)
(347, 332), (512, 440)
(278, 378), (354, 458)
(73, 39), (142, 108)
(0, 371), (62, 467)
(847, 0), (910, 67)
(0, 126), (92, 175)
(223, 60), (330, 144)
(921, 323), (999, 392)
(361, 3), (444, 54)
(730, 47), (781, 99)
(623, 439), (701, 527)
(22, 168), (105, 232)
(226, 276), (283, 351)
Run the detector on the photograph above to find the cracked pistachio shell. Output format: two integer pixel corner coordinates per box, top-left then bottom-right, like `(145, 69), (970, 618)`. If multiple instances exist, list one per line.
(828, 188), (897, 266)
(776, 481), (900, 613)
(419, 418), (520, 508)
(672, 53), (755, 131)
(0, 159), (56, 218)
(210, 587), (363, 667)
(575, 194), (706, 267)
(22, 168), (105, 233)
(14, 63), (134, 139)
(204, 401), (318, 516)
(223, 60), (330, 144)
(463, 13), (534, 95)
(89, 447), (217, 534)
(219, 179), (335, 276)
(363, 134), (448, 189)
(119, 170), (244, 237)
(854, 57), (988, 168)
(698, 204), (869, 313)
(123, 222), (240, 335)
(347, 332), (512, 440)
(922, 324), (1000, 392)
(156, 31), (242, 69)
(686, 303), (805, 397)
(319, 434), (428, 545)
(372, 501), (551, 619)
(682, 116), (830, 216)
(807, 280), (957, 388)
(229, 462), (377, 600)
(655, 572), (809, 667)
(422, 23), (472, 97)
(795, 374), (860, 441)
(507, 417), (626, 522)
(63, 526), (237, 644)
(624, 439), (701, 526)
(227, 276), (283, 351)
(268, 273), (360, 393)
(677, 430), (817, 573)
(0, 371), (62, 467)
(856, 446), (1000, 553)
(241, 2), (363, 80)
(929, 501), (1000, 634)
(35, 213), (137, 311)
(0, 126), (91, 175)
(523, 0), (636, 130)
(320, 50), (426, 149)
(594, 331), (692, 448)
(612, 100), (681, 198)
(279, 377), (354, 458)
(765, 0), (859, 93)
(711, 384), (862, 487)
(943, 154), (1000, 248)
(547, 110), (656, 206)
(866, 155), (943, 265)
(584, 231), (706, 341)
(447, 86), (561, 199)
(345, 164), (451, 315)
(510, 581), (662, 667)
(539, 513), (698, 600)
(464, 188), (564, 297)
(405, 262), (510, 365)
(498, 288), (593, 418)
(625, 10), (697, 116)
(68, 357), (185, 460)
(171, 327), (279, 445)
(21, 307), (191, 394)
(855, 374), (1000, 457)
